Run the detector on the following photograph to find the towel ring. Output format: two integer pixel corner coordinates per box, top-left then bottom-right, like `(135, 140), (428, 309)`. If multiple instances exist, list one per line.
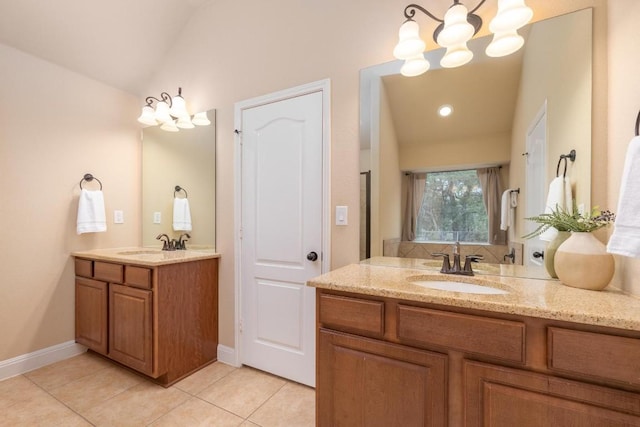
(174, 185), (188, 198)
(556, 150), (576, 178)
(80, 173), (102, 190)
(635, 110), (640, 136)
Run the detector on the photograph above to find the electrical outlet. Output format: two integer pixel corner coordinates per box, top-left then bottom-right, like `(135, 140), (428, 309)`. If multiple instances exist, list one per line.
(153, 212), (162, 224)
(114, 210), (124, 224)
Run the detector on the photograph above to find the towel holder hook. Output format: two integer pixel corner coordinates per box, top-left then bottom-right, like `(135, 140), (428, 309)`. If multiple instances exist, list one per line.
(80, 173), (103, 190)
(174, 185), (188, 198)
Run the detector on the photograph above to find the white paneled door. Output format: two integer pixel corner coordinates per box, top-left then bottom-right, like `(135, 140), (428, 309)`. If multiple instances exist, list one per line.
(237, 87), (326, 387)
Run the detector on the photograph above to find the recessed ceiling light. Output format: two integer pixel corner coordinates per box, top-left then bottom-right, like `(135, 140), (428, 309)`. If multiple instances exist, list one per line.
(438, 104), (453, 117)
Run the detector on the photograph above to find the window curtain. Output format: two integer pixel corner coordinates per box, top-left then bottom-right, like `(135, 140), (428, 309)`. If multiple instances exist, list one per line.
(401, 172), (427, 241)
(477, 167), (506, 245)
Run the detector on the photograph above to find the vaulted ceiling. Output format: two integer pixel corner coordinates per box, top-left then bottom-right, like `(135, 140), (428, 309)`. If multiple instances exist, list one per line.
(0, 0), (210, 95)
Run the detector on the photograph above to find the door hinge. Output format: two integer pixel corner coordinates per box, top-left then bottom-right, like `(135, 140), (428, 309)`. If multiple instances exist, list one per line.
(239, 318), (243, 333)
(239, 228), (243, 240)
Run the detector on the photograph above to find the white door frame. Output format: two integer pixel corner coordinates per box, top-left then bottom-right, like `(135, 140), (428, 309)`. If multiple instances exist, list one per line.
(232, 79), (331, 367)
(524, 101), (547, 266)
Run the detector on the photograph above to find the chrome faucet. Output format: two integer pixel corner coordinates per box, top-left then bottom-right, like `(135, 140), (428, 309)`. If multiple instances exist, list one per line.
(432, 242), (484, 276)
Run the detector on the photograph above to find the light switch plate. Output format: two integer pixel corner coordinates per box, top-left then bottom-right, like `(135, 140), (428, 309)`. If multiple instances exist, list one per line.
(335, 206), (348, 226)
(114, 210), (124, 224)
(153, 212), (162, 224)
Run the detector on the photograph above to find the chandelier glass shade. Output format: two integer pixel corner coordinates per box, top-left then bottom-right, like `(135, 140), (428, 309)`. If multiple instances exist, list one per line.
(393, 0), (533, 76)
(137, 87), (210, 131)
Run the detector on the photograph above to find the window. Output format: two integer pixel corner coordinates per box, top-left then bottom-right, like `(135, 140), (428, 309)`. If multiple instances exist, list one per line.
(415, 169), (488, 243)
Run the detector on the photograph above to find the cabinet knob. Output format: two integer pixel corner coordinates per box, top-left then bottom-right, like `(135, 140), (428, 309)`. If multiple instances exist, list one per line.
(307, 251), (319, 262)
(533, 251), (544, 259)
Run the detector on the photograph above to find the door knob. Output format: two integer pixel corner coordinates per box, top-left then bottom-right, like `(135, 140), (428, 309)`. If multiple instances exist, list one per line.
(533, 251), (544, 259)
(306, 251), (318, 262)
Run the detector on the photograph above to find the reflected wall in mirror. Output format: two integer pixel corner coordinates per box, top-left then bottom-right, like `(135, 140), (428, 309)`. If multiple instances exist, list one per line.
(360, 9), (592, 265)
(142, 109), (216, 249)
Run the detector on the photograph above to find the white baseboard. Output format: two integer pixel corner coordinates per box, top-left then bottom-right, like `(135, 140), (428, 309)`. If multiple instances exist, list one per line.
(217, 344), (239, 367)
(0, 341), (87, 381)
(1, 342), (237, 382)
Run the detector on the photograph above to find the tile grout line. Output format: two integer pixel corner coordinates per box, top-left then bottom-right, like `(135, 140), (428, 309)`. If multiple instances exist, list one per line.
(22, 374), (98, 426)
(242, 379), (290, 424)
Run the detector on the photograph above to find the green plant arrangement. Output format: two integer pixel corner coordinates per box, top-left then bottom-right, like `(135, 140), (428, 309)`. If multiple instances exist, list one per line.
(524, 204), (615, 239)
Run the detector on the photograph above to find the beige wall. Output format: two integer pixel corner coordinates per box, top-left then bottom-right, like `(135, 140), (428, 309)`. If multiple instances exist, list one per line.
(4, 0), (635, 362)
(0, 44), (140, 361)
(400, 133), (512, 171)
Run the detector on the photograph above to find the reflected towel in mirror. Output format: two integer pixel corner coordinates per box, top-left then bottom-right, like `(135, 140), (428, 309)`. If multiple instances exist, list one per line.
(500, 189), (518, 230)
(173, 197), (192, 231)
(539, 177), (573, 241)
(77, 189), (107, 234)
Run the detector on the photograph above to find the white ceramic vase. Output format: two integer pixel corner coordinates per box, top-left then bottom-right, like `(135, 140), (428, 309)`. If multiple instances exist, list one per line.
(554, 232), (615, 291)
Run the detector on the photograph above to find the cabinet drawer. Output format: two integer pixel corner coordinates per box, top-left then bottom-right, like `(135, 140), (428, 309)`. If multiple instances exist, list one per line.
(94, 261), (123, 283)
(75, 258), (93, 278)
(397, 305), (525, 363)
(319, 294), (384, 337)
(548, 327), (640, 387)
(125, 266), (152, 289)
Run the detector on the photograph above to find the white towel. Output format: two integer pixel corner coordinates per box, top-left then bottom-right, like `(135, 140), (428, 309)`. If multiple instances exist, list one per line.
(77, 189), (107, 234)
(539, 177), (573, 241)
(173, 197), (192, 231)
(500, 189), (517, 230)
(607, 136), (640, 257)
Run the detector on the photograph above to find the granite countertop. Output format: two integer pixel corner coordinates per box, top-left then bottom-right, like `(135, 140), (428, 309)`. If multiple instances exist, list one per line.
(72, 247), (220, 267)
(307, 259), (640, 331)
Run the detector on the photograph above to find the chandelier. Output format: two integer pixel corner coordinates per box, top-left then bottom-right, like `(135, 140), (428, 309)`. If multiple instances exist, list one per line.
(137, 87), (211, 132)
(393, 0), (533, 76)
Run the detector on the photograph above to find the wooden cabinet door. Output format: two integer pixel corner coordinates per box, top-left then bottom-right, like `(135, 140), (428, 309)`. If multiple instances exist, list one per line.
(109, 284), (153, 375)
(318, 329), (447, 427)
(464, 360), (640, 426)
(75, 278), (108, 354)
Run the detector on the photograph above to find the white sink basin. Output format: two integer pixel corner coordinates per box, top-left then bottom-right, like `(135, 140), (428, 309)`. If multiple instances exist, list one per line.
(410, 280), (509, 295)
(117, 250), (163, 255)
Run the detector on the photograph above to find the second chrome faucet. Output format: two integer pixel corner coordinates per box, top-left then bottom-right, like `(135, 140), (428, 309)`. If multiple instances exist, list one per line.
(432, 242), (483, 276)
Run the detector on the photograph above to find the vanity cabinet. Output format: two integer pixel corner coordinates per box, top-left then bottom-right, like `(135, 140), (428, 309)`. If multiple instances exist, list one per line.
(74, 256), (218, 386)
(316, 289), (640, 426)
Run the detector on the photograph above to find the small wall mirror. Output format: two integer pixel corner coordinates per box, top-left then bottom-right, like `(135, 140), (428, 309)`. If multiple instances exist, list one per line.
(142, 109), (216, 249)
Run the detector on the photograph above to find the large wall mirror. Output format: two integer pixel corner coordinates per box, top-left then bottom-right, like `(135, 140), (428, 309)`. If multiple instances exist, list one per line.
(142, 109), (216, 249)
(360, 9), (592, 264)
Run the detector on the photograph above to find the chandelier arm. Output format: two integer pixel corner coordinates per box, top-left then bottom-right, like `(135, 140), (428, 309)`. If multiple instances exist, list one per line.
(468, 0), (487, 15)
(403, 4), (443, 23)
(144, 92), (173, 108)
(160, 92), (172, 106)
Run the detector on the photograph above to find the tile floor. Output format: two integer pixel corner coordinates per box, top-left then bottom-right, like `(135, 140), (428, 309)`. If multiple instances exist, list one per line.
(0, 352), (315, 426)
